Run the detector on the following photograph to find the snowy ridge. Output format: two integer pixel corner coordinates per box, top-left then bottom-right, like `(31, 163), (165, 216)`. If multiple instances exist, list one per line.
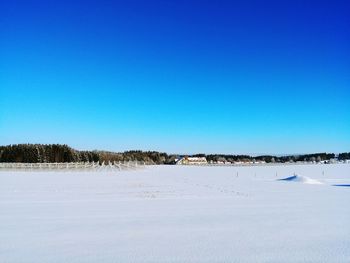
(278, 174), (324, 184)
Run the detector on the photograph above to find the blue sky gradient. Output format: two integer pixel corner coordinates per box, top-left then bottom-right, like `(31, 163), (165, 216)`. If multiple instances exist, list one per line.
(1, 0), (349, 154)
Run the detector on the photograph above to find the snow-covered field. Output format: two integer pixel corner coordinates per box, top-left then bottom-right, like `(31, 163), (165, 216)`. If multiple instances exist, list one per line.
(1, 164), (349, 262)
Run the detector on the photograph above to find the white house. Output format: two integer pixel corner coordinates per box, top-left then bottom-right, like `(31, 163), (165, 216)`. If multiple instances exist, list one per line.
(176, 157), (208, 165)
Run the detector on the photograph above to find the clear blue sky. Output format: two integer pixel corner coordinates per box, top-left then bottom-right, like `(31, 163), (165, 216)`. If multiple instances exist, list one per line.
(0, 0), (349, 154)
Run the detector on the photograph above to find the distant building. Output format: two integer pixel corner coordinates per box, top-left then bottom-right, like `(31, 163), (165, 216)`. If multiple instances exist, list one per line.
(253, 160), (266, 164)
(176, 157), (208, 165)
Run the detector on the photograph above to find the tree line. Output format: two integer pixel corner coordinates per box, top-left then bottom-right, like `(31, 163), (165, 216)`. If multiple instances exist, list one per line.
(0, 144), (348, 164)
(0, 144), (99, 163)
(0, 144), (173, 164)
(196, 153), (338, 163)
(338, 152), (350, 160)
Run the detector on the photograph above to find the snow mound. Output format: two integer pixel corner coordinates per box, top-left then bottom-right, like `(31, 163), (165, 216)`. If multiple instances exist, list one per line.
(279, 175), (323, 185)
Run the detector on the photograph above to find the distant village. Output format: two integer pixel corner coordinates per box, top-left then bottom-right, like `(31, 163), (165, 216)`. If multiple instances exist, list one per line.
(175, 155), (349, 166)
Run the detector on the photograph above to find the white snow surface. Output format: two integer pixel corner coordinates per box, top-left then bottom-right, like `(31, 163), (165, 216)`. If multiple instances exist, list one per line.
(1, 164), (349, 263)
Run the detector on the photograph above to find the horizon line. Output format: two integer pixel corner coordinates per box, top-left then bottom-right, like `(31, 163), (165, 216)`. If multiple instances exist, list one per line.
(0, 143), (346, 157)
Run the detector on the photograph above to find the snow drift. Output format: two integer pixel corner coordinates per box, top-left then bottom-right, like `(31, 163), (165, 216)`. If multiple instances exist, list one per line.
(278, 174), (323, 185)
